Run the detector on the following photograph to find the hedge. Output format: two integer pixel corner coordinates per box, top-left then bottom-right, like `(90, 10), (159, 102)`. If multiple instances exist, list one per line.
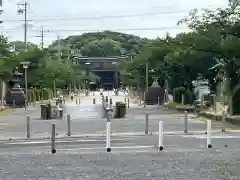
(173, 87), (194, 105)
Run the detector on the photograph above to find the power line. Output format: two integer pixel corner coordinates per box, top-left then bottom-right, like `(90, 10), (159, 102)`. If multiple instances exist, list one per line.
(0, 26), (188, 33)
(1, 9), (194, 23)
(34, 25), (44, 49)
(17, 0), (28, 51)
(2, 5), (225, 23)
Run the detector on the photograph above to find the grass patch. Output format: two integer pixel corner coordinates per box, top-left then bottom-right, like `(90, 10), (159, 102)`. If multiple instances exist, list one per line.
(0, 108), (16, 116)
(164, 102), (193, 109)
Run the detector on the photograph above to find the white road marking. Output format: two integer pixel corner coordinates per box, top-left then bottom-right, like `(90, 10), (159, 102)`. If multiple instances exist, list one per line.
(4, 138), (126, 145)
(59, 145), (154, 152)
(66, 130), (239, 137)
(180, 135), (240, 139)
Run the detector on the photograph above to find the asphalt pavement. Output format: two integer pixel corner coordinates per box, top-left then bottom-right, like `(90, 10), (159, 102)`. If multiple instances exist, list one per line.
(0, 90), (240, 179)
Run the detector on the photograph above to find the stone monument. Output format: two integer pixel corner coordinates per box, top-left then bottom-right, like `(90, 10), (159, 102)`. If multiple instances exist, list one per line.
(5, 67), (25, 107)
(145, 77), (165, 105)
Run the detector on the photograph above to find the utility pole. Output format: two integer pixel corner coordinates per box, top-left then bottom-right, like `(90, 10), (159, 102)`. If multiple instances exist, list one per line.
(0, 0), (3, 24)
(57, 35), (61, 61)
(145, 63), (149, 94)
(40, 26), (43, 49)
(35, 26), (44, 49)
(17, 0), (28, 52)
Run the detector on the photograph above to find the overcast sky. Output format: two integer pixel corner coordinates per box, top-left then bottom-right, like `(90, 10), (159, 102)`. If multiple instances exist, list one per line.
(1, 0), (228, 47)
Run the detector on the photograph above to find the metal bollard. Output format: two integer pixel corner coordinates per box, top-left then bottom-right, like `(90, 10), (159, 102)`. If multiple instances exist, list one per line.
(59, 109), (63, 119)
(93, 97), (96, 104)
(221, 111), (226, 132)
(106, 109), (111, 152)
(67, 114), (71, 136)
(207, 120), (212, 148)
(76, 99), (78, 104)
(184, 111), (188, 134)
(26, 115), (30, 138)
(158, 121), (164, 151)
(181, 94), (184, 104)
(33, 100), (36, 107)
(127, 98), (130, 108)
(143, 92), (146, 108)
(145, 112), (149, 134)
(78, 99), (81, 104)
(163, 91), (166, 104)
(124, 98), (127, 104)
(12, 100), (16, 108)
(51, 124), (56, 153)
(157, 96), (160, 107)
(25, 100), (27, 110)
(109, 98), (112, 105)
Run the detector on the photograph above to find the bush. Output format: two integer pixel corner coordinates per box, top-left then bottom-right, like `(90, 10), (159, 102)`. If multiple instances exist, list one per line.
(173, 87), (194, 104)
(173, 87), (185, 104)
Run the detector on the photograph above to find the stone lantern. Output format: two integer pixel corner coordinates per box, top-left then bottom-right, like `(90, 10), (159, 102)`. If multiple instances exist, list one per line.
(5, 67), (25, 107)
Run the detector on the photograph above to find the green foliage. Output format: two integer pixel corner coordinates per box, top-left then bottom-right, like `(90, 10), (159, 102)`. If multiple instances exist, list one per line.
(50, 30), (148, 57)
(28, 88), (52, 102)
(164, 101), (192, 109)
(120, 0), (240, 107)
(2, 0), (240, 105)
(0, 37), (87, 91)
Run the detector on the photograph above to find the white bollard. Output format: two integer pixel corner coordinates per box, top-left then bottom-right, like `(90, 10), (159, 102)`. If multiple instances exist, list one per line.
(26, 115), (30, 138)
(158, 121), (164, 151)
(67, 114), (71, 136)
(184, 111), (188, 134)
(75, 99), (78, 104)
(106, 118), (111, 152)
(157, 96), (160, 107)
(207, 120), (212, 148)
(51, 124), (56, 153)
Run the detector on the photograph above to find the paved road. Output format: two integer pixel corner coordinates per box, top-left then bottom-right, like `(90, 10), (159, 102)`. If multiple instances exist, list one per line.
(0, 90), (238, 139)
(0, 91), (240, 179)
(0, 134), (240, 179)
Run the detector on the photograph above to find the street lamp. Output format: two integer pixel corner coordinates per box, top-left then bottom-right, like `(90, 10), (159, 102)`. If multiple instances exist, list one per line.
(20, 61), (30, 107)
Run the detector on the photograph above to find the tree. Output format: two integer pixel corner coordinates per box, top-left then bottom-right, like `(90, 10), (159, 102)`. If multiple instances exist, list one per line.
(50, 31), (148, 57)
(81, 38), (125, 57)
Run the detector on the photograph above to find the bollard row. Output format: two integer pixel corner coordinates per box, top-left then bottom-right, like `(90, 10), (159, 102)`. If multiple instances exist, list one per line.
(144, 111), (214, 151)
(24, 110), (217, 155)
